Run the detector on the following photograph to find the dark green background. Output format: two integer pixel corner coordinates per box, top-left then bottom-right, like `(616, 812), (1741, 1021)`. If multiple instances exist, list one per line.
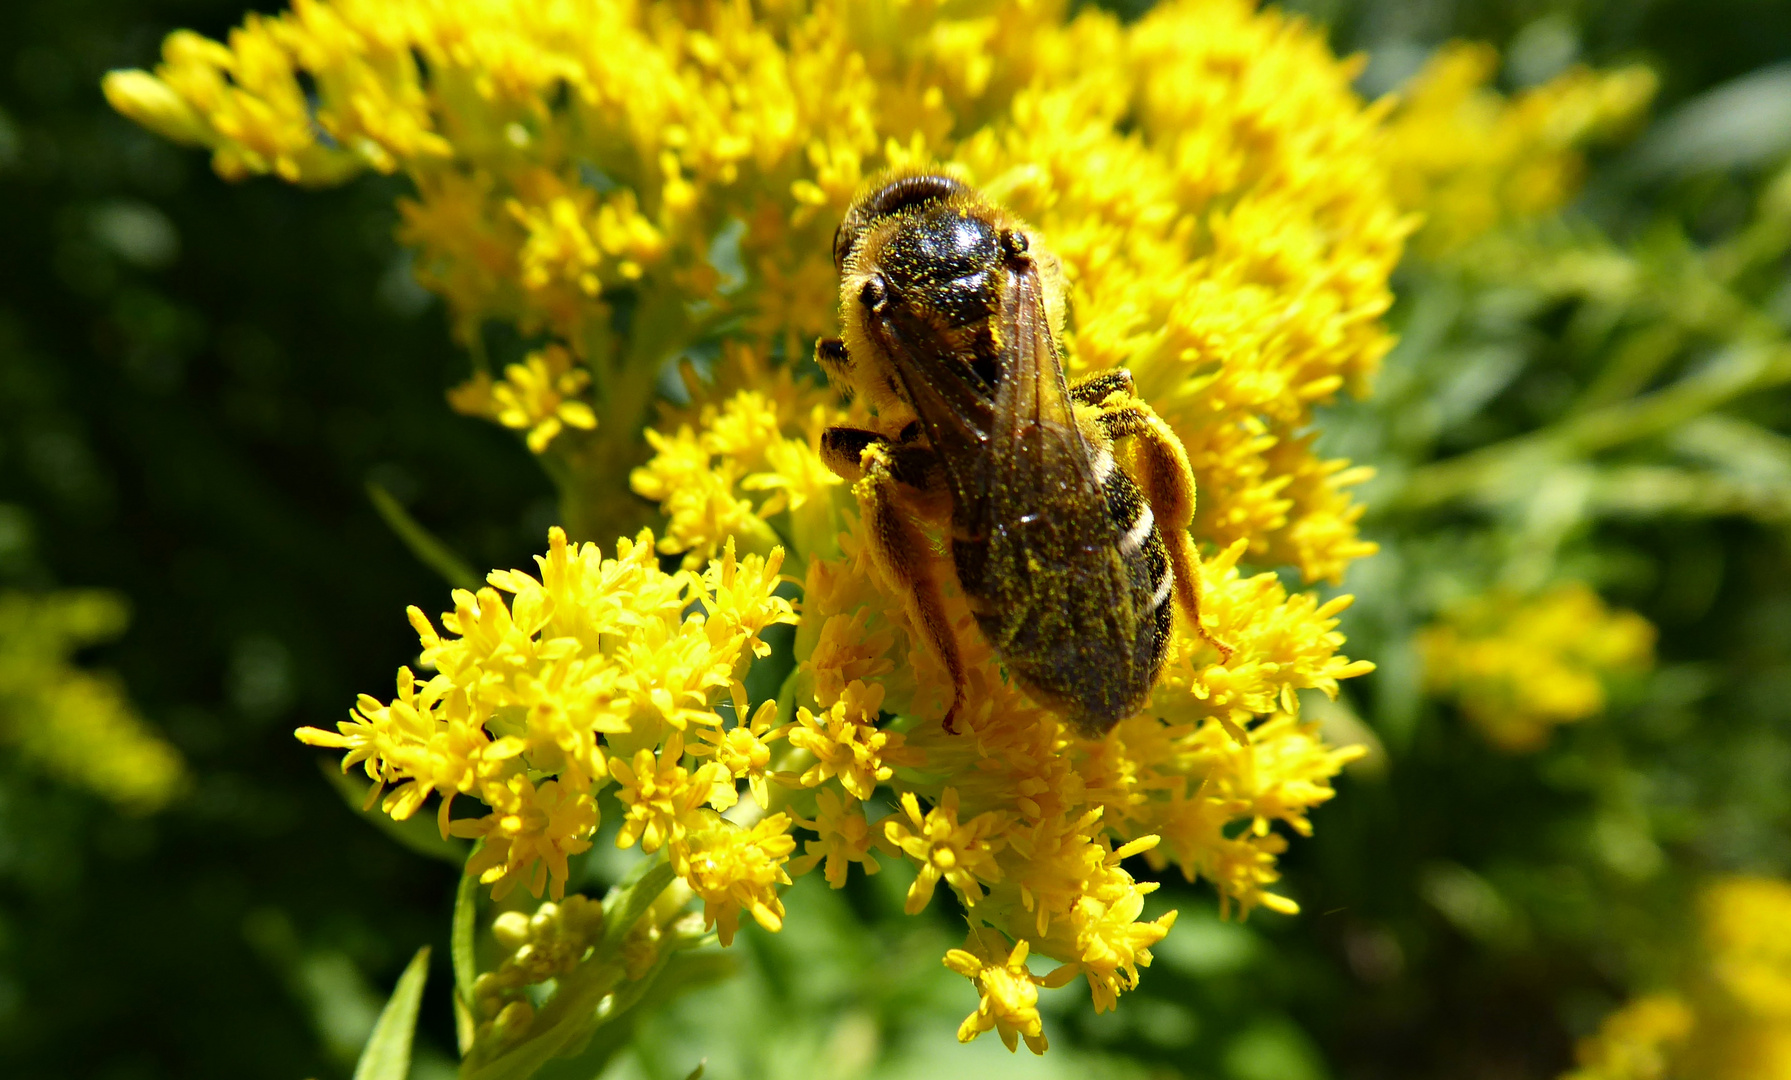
(1, 1), (1786, 1077)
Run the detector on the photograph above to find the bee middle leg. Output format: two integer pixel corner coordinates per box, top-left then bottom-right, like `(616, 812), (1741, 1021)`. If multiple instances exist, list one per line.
(819, 426), (970, 733)
(1093, 403), (1234, 663)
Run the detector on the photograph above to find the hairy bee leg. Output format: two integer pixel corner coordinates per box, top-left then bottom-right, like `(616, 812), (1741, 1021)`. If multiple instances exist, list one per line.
(1068, 367), (1136, 406)
(819, 427), (969, 733)
(1095, 405), (1235, 663)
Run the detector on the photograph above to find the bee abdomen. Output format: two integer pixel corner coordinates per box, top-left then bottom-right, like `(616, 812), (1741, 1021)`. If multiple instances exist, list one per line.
(1101, 465), (1175, 682)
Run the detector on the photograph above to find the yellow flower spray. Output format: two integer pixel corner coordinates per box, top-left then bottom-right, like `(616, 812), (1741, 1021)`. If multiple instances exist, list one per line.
(0, 590), (187, 813)
(1565, 877), (1791, 1080)
(1420, 583), (1655, 752)
(102, 0), (1655, 1067)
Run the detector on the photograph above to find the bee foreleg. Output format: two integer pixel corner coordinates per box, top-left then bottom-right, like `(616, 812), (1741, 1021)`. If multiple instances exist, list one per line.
(815, 337), (853, 384)
(822, 428), (969, 734)
(1096, 404), (1234, 664)
(1068, 368), (1136, 407)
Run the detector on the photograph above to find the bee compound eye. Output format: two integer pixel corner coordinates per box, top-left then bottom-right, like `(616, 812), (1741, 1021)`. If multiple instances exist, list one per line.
(859, 274), (888, 311)
(999, 228), (1029, 260)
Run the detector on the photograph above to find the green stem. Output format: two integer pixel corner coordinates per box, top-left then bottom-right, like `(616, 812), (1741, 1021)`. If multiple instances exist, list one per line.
(1388, 340), (1791, 512)
(367, 482), (483, 591)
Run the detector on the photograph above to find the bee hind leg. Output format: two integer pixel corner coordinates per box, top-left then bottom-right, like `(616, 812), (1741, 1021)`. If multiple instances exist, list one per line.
(1094, 403), (1234, 664)
(819, 426), (970, 733)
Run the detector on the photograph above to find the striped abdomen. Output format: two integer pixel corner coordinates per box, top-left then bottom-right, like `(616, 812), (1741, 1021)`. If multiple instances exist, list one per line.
(951, 444), (1174, 735)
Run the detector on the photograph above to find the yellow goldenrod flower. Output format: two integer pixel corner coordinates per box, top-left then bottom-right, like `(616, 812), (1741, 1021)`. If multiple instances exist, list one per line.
(1565, 995), (1695, 1080)
(297, 528), (797, 903)
(944, 928), (1074, 1054)
(0, 590), (188, 813)
(1564, 877), (1791, 1080)
(1384, 42), (1658, 255)
(449, 343), (598, 453)
(885, 788), (1009, 916)
(788, 788), (884, 889)
(114, 0), (1426, 1049)
(680, 810), (798, 947)
(785, 680), (920, 800)
(1420, 582), (1655, 752)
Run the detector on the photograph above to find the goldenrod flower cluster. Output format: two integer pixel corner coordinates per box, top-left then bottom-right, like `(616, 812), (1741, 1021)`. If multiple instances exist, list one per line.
(103, 0), (1403, 581)
(1565, 877), (1791, 1080)
(1383, 43), (1657, 255)
(298, 529), (795, 931)
(1419, 582), (1654, 752)
(0, 590), (187, 813)
(111, 0), (1406, 1052)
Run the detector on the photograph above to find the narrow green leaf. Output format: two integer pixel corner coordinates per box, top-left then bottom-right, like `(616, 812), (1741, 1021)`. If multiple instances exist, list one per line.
(367, 481), (482, 591)
(354, 946), (432, 1080)
(600, 860), (678, 952)
(452, 847), (482, 1052)
(320, 761), (468, 865)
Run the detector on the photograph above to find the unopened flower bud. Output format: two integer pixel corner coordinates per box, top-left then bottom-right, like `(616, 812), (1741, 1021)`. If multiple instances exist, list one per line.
(491, 999), (534, 1043)
(491, 911), (531, 951)
(100, 71), (211, 146)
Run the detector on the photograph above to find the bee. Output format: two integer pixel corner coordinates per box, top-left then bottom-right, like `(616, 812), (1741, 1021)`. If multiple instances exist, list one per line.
(816, 171), (1230, 738)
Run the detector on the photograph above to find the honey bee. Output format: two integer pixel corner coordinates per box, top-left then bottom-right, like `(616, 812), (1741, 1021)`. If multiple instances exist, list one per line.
(816, 171), (1230, 738)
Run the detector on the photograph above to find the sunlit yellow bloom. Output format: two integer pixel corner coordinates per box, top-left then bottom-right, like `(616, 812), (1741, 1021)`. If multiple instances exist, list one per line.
(632, 365), (845, 567)
(1420, 582), (1655, 752)
(688, 691), (784, 810)
(786, 680), (921, 800)
(885, 789), (1009, 915)
(788, 788), (884, 888)
(449, 343), (598, 453)
(1565, 995), (1695, 1080)
(944, 928), (1073, 1054)
(0, 590), (188, 813)
(680, 811), (797, 947)
(1384, 42), (1657, 255)
(1564, 877), (1791, 1080)
(456, 776), (599, 907)
(608, 734), (725, 854)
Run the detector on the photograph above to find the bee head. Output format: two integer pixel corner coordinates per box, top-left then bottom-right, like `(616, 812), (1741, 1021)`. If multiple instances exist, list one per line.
(833, 172), (968, 271)
(839, 171), (1027, 338)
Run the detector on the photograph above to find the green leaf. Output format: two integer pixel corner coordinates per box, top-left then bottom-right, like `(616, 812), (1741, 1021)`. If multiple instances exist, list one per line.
(354, 946), (431, 1080)
(600, 859), (678, 952)
(368, 480), (482, 591)
(530, 950), (736, 1080)
(452, 848), (482, 1054)
(320, 760), (469, 866)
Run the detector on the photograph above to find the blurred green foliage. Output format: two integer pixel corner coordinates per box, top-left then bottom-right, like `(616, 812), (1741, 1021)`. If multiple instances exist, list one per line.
(1, 1), (1787, 1078)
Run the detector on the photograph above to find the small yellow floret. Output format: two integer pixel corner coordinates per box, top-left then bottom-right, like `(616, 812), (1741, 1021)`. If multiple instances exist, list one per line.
(1420, 582), (1655, 752)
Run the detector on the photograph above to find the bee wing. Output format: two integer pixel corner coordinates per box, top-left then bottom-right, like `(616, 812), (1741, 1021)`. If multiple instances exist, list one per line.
(987, 259), (1107, 542)
(866, 289), (996, 495)
(977, 259), (1146, 679)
